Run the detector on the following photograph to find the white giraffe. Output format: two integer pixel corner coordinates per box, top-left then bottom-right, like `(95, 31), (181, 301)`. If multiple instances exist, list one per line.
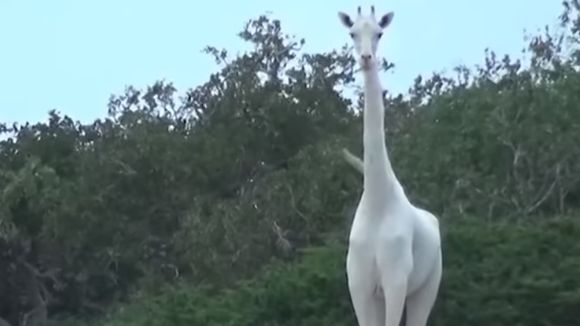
(338, 6), (442, 326)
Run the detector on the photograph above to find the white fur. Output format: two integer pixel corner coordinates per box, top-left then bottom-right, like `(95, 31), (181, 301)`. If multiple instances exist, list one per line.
(338, 6), (442, 326)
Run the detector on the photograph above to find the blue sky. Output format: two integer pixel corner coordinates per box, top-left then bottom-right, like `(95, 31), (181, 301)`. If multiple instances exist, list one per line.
(0, 0), (563, 125)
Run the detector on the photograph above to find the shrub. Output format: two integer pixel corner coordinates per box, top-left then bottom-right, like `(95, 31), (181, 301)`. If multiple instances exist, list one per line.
(74, 216), (580, 326)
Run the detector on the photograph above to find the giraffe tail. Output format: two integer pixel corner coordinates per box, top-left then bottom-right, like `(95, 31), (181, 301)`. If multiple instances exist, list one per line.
(341, 148), (364, 174)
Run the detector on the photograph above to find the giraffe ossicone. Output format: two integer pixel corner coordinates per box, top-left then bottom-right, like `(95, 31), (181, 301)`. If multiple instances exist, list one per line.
(338, 6), (443, 326)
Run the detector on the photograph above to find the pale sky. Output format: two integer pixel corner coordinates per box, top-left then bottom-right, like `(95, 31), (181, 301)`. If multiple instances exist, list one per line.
(0, 0), (563, 125)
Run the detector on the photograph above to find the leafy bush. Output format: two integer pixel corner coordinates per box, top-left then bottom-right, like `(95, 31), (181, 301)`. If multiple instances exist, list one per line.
(65, 216), (580, 326)
(1, 2), (580, 324)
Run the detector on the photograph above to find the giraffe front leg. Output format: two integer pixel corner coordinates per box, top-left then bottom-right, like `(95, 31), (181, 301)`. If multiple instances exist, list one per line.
(405, 253), (442, 326)
(347, 250), (384, 326)
(378, 238), (413, 326)
(348, 285), (385, 326)
(381, 278), (407, 326)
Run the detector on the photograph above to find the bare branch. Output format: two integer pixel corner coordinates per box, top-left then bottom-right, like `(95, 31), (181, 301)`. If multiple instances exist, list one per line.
(271, 221), (292, 253)
(285, 183), (308, 222)
(526, 164), (561, 215)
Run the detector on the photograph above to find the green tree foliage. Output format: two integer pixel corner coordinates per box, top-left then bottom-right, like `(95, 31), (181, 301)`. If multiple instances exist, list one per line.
(0, 14), (360, 325)
(58, 217), (580, 326)
(1, 1), (580, 325)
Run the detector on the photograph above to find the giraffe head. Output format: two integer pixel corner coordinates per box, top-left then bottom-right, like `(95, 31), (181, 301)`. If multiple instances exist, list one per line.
(338, 5), (394, 71)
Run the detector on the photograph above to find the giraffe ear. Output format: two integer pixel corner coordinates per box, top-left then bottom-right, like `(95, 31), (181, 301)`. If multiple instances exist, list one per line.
(378, 12), (394, 28)
(338, 12), (353, 28)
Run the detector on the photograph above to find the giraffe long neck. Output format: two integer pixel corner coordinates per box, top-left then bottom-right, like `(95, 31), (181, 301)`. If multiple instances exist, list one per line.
(362, 64), (398, 203)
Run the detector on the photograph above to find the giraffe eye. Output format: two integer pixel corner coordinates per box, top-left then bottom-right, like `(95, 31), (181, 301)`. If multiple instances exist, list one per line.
(377, 32), (383, 39)
(349, 32), (355, 39)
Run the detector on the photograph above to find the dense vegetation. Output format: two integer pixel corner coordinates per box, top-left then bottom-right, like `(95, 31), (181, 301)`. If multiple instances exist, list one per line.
(58, 217), (580, 326)
(1, 2), (580, 325)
